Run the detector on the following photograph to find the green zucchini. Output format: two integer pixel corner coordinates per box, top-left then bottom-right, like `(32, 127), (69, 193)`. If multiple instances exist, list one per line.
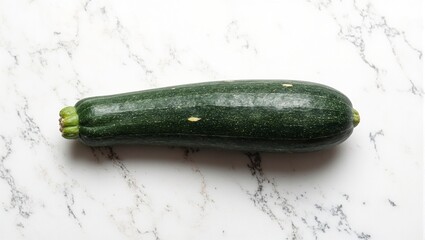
(59, 80), (360, 152)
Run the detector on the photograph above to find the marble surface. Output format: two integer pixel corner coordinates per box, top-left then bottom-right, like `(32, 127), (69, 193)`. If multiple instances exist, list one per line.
(0, 0), (423, 239)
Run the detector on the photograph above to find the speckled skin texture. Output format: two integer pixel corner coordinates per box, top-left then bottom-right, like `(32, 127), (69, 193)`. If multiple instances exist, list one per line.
(74, 80), (356, 152)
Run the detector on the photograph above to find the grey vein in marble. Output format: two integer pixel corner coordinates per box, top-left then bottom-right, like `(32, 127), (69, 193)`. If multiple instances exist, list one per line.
(183, 148), (214, 213)
(369, 129), (384, 159)
(63, 188), (82, 227)
(244, 153), (371, 239)
(388, 199), (396, 207)
(226, 21), (258, 54)
(308, 0), (422, 95)
(92, 147), (151, 208)
(114, 18), (155, 84)
(0, 136), (31, 219)
(16, 97), (44, 147)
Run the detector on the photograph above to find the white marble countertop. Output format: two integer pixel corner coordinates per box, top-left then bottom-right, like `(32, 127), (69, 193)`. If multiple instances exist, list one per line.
(0, 0), (422, 239)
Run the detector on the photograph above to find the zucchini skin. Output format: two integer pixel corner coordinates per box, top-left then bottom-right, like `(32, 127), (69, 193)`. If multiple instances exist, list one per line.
(61, 80), (359, 152)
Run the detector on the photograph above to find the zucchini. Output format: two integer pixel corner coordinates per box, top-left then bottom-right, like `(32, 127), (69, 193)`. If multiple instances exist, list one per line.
(59, 80), (360, 152)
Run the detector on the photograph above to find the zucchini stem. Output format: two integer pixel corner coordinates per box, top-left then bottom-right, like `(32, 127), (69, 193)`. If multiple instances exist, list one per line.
(59, 106), (79, 139)
(352, 108), (360, 127)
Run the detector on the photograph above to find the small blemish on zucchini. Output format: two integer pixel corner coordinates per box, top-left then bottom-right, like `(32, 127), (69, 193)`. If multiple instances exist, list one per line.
(282, 83), (293, 87)
(188, 117), (201, 122)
